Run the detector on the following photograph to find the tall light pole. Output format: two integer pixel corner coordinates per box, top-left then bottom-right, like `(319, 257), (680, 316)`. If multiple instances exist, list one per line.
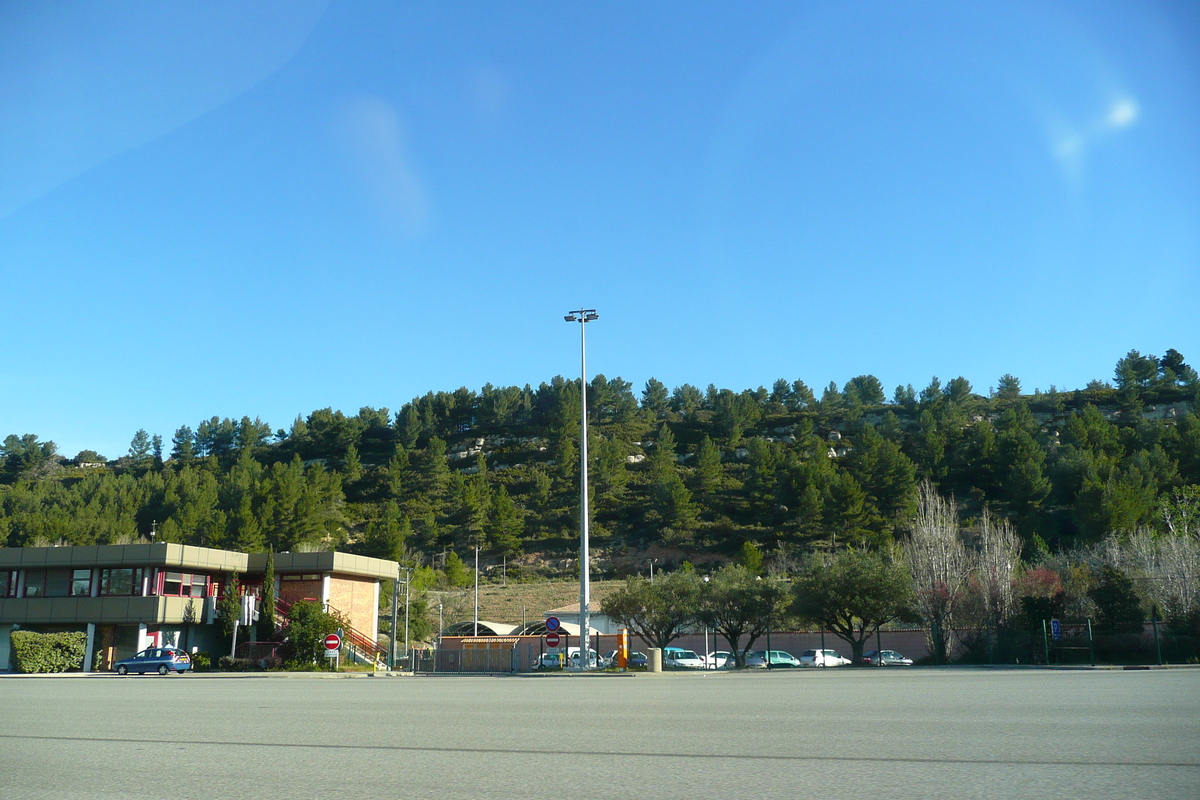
(390, 569), (400, 669)
(564, 308), (598, 669)
(400, 566), (413, 660)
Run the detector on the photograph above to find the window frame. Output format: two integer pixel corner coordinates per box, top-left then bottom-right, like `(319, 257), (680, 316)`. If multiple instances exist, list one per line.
(70, 569), (92, 597)
(99, 567), (146, 597)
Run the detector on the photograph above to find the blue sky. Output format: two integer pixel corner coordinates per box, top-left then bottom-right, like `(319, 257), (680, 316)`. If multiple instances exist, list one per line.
(2, 0), (1197, 460)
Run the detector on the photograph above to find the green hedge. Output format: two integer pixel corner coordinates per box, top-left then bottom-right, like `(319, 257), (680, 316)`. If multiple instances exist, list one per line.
(217, 656), (259, 672)
(11, 630), (88, 673)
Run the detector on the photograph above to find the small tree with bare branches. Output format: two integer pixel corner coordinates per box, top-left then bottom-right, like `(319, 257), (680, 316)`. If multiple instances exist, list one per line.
(903, 481), (969, 661)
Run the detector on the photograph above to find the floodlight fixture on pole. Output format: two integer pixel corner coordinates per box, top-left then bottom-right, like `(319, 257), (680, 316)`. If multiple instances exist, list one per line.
(564, 308), (598, 669)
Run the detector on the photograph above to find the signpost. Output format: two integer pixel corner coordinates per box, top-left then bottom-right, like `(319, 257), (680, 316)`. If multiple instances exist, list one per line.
(324, 632), (341, 670)
(544, 623), (566, 668)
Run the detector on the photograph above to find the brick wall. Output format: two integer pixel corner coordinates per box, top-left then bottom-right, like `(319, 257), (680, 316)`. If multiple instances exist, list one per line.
(279, 579), (323, 608)
(327, 576), (377, 643)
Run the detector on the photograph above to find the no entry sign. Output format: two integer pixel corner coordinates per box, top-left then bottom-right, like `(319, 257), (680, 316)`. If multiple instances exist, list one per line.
(324, 633), (342, 650)
(546, 632), (561, 648)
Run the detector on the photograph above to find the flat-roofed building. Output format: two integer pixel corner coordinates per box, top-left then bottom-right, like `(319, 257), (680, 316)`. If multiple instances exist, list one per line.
(0, 544), (397, 672)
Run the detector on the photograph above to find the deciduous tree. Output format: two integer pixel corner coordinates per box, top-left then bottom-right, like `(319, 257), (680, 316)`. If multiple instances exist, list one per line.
(600, 571), (702, 650)
(698, 565), (790, 668)
(792, 548), (912, 663)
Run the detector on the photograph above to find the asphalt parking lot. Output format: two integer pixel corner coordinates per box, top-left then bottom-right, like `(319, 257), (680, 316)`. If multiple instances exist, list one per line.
(2, 667), (1197, 800)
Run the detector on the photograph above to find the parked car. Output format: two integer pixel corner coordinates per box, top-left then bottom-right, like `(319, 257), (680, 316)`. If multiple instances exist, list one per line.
(861, 649), (914, 666)
(115, 646), (192, 675)
(534, 651), (565, 669)
(568, 647), (600, 668)
(663, 647), (705, 669)
(704, 651), (734, 669)
(799, 648), (851, 667)
(600, 649), (648, 668)
(744, 650), (802, 668)
(766, 650), (802, 667)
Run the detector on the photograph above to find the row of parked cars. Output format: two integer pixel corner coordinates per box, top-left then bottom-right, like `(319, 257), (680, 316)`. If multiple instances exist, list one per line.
(695, 648), (913, 668)
(533, 648), (650, 669)
(534, 646), (914, 670)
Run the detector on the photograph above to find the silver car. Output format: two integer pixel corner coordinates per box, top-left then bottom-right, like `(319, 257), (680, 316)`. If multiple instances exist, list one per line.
(862, 649), (914, 666)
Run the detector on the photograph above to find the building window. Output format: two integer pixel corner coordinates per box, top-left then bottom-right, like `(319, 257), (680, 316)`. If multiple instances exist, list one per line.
(0, 570), (17, 597)
(23, 570), (46, 597)
(158, 571), (209, 597)
(100, 568), (145, 596)
(21, 569), (71, 598)
(45, 569), (71, 597)
(163, 571), (184, 595)
(70, 569), (92, 597)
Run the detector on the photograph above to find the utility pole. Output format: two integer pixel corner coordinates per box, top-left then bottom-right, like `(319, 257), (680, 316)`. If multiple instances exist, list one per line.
(473, 545), (480, 637)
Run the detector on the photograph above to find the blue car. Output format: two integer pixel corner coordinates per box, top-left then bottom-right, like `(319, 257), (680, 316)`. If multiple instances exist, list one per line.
(115, 646), (192, 675)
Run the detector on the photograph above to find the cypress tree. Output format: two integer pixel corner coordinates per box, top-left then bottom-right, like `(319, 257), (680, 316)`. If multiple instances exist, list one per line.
(257, 551), (276, 640)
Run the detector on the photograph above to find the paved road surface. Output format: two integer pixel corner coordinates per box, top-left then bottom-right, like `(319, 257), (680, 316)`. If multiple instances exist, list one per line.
(2, 668), (1197, 800)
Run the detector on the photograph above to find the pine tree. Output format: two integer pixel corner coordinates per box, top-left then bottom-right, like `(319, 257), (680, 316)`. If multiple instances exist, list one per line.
(489, 486), (523, 556)
(128, 430), (152, 463)
(739, 541), (764, 573)
(171, 426), (196, 464)
(641, 378), (670, 418)
(442, 551), (472, 588)
(342, 444), (363, 485)
(649, 424), (697, 532)
(695, 436), (723, 499)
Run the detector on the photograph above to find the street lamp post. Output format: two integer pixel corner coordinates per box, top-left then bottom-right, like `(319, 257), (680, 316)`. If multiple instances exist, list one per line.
(390, 569), (400, 669)
(401, 566), (413, 661)
(564, 308), (598, 669)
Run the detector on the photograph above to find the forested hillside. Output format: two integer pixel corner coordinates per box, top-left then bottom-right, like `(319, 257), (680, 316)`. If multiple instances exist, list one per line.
(2, 348), (1198, 578)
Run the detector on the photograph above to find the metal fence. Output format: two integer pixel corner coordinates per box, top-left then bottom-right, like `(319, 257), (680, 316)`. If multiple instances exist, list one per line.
(411, 647), (522, 673)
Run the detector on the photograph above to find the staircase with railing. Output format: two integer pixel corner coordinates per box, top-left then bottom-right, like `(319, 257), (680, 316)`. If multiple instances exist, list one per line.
(271, 596), (387, 666)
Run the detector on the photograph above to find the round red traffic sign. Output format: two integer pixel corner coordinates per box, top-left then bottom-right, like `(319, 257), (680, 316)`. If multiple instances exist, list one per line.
(545, 632), (561, 648)
(324, 633), (342, 650)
